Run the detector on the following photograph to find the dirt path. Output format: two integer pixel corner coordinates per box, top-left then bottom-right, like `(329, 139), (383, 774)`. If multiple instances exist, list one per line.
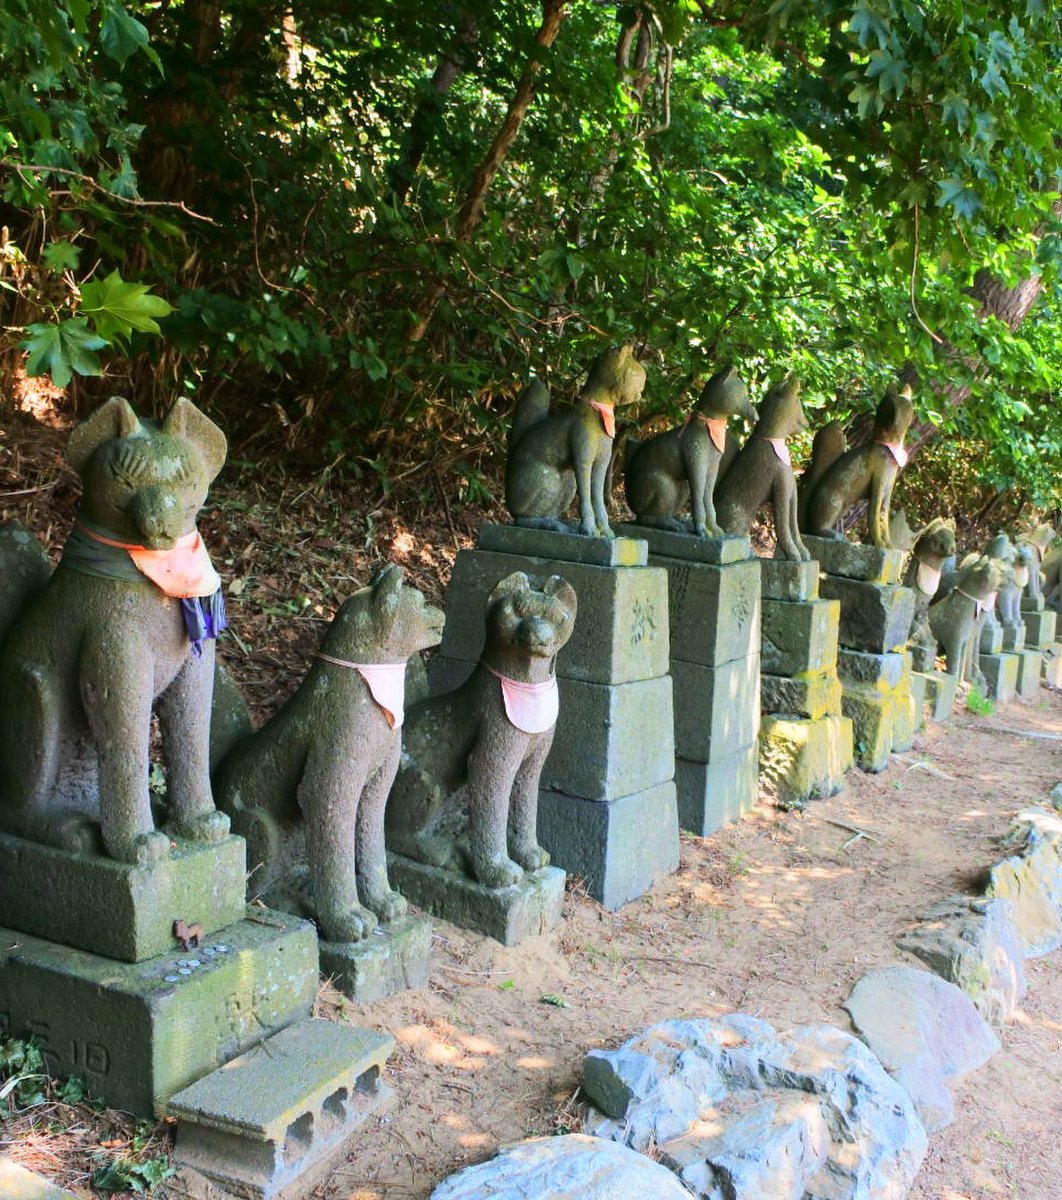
(319, 692), (1062, 1200)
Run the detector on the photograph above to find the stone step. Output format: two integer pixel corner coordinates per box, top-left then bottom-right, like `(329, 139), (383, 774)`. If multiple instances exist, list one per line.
(0, 831), (246, 963)
(169, 1018), (393, 1200)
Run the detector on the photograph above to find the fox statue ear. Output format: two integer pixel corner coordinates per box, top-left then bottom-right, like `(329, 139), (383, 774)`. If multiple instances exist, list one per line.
(371, 563), (405, 623)
(162, 398), (227, 482)
(489, 572), (531, 605)
(68, 397), (141, 473)
(542, 574), (577, 617)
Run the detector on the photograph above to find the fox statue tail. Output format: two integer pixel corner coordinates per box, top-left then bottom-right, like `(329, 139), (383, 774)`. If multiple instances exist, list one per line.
(509, 379), (551, 450)
(797, 422), (847, 532)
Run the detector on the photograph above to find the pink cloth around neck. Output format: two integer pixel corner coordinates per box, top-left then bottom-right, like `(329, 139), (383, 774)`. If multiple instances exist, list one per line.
(78, 523), (220, 599)
(760, 437), (791, 466)
(315, 655), (405, 729)
(587, 400), (616, 438)
(1012, 564), (1030, 589)
(916, 561), (941, 597)
(980, 590), (998, 616)
(486, 665), (559, 734)
(877, 441), (909, 468)
(684, 413), (728, 453)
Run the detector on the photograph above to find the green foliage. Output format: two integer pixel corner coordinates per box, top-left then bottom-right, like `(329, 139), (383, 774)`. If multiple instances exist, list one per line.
(91, 1154), (174, 1195)
(1, 0), (1062, 510)
(966, 685), (995, 716)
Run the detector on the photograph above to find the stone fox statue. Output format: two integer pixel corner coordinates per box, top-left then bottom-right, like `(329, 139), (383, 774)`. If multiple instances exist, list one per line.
(624, 365), (757, 536)
(801, 383), (915, 547)
(505, 345), (646, 537)
(928, 554), (1003, 678)
(387, 572), (577, 889)
(903, 517), (957, 670)
(0, 397), (230, 864)
(714, 373), (810, 561)
(214, 565), (444, 943)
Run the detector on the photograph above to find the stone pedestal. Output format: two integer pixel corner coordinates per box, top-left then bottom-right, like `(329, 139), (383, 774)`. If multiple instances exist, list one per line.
(918, 671), (958, 723)
(1001, 624), (1026, 652)
(1023, 607), (1057, 650)
(979, 652), (1019, 702)
(318, 916), (432, 1004)
(758, 558), (853, 806)
(1014, 649), (1042, 699)
(0, 830), (393, 1199)
(803, 537), (915, 774)
(1043, 643), (1062, 687)
(428, 525), (679, 911)
(617, 526), (760, 838)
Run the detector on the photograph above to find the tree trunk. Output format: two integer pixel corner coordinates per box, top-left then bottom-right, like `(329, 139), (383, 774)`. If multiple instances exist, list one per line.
(406, 0), (569, 345)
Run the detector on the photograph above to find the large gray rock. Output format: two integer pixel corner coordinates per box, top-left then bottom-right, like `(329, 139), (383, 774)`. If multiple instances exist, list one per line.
(896, 896), (1027, 1023)
(430, 1134), (692, 1200)
(988, 807), (1062, 957)
(844, 965), (1000, 1132)
(583, 1016), (926, 1199)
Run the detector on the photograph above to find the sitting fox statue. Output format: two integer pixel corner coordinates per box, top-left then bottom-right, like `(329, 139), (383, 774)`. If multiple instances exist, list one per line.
(624, 365), (756, 537)
(214, 565), (444, 943)
(0, 397), (230, 864)
(505, 345), (646, 538)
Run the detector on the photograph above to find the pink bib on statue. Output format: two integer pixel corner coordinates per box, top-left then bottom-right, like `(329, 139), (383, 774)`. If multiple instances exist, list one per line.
(79, 524), (220, 599)
(487, 666), (559, 734)
(588, 401), (616, 438)
(315, 655), (405, 729)
(916, 562), (941, 597)
(1013, 564), (1030, 589)
(761, 437), (791, 466)
(686, 414), (728, 453)
(878, 441), (909, 468)
(979, 591), (998, 617)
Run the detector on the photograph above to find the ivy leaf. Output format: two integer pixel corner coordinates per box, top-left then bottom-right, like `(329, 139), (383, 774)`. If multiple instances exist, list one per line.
(99, 4), (160, 70)
(80, 270), (173, 341)
(21, 319), (108, 388)
(936, 177), (981, 220)
(41, 241), (82, 272)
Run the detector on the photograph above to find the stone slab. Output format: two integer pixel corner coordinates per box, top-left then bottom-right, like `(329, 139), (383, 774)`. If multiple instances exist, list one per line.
(1015, 649), (1042, 699)
(1001, 624), (1026, 652)
(675, 743), (760, 837)
(386, 858), (564, 945)
(760, 670), (842, 720)
(1024, 608), (1057, 648)
(441, 548), (668, 685)
(987, 839), (1062, 957)
(671, 654), (760, 762)
(537, 782), (679, 910)
(615, 524), (751, 564)
(1043, 644), (1062, 687)
(921, 671), (958, 723)
(319, 915), (432, 1003)
(170, 1018), (393, 1200)
(802, 535), (906, 584)
(654, 554), (761, 667)
(759, 714), (854, 807)
(761, 598), (839, 677)
(477, 522), (647, 566)
(979, 652), (1019, 703)
(818, 575), (915, 654)
(841, 678), (911, 773)
(0, 832), (246, 964)
(760, 558), (820, 602)
(0, 911), (317, 1116)
(837, 648), (906, 688)
(0, 1161), (80, 1200)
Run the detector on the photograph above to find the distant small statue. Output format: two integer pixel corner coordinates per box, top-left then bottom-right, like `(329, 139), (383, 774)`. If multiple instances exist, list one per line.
(387, 572), (577, 889)
(0, 397), (229, 864)
(214, 566), (444, 943)
(800, 383), (915, 547)
(1017, 523), (1056, 609)
(928, 554), (1003, 678)
(796, 422), (847, 533)
(713, 373), (810, 561)
(984, 533), (1023, 635)
(623, 365), (756, 536)
(505, 345), (646, 538)
(903, 517), (957, 670)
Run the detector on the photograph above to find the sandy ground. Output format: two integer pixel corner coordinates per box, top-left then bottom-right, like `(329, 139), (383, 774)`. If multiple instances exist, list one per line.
(310, 692), (1062, 1200)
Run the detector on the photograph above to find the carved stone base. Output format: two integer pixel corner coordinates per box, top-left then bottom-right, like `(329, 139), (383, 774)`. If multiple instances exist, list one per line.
(614, 525), (751, 565)
(818, 576), (916, 655)
(760, 558), (820, 602)
(759, 714), (854, 807)
(979, 652), (1020, 702)
(537, 784), (679, 911)
(841, 683), (909, 772)
(1001, 624), (1026, 652)
(386, 857), (564, 945)
(761, 598), (840, 678)
(918, 670), (958, 724)
(0, 910), (317, 1116)
(675, 744), (760, 837)
(318, 915), (432, 1003)
(0, 831), (247, 963)
(908, 668), (927, 733)
(1023, 607), (1057, 649)
(169, 1019), (392, 1200)
(1014, 649), (1042, 699)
